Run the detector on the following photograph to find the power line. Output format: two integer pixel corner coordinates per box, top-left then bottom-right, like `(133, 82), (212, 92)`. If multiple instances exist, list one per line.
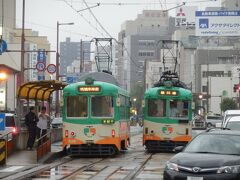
(82, 0), (113, 38)
(58, 0), (216, 5)
(63, 0), (106, 37)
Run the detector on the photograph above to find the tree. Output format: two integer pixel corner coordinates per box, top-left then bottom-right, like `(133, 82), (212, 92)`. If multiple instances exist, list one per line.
(220, 98), (237, 112)
(130, 82), (144, 114)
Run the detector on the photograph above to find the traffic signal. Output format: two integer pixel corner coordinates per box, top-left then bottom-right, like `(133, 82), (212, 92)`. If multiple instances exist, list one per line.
(234, 84), (240, 92)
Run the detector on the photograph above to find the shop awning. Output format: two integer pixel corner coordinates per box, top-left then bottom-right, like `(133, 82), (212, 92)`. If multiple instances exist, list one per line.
(17, 80), (68, 101)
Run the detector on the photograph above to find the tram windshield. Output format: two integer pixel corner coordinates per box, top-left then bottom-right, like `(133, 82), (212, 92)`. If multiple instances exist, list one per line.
(148, 99), (166, 117)
(91, 96), (114, 117)
(170, 100), (189, 118)
(67, 96), (88, 117)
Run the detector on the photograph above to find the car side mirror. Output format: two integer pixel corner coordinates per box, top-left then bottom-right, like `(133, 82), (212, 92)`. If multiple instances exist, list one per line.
(215, 123), (222, 128)
(173, 146), (184, 153)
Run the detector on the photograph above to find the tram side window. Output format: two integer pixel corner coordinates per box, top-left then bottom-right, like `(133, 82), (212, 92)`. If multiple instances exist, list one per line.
(170, 100), (189, 118)
(148, 99), (166, 117)
(92, 96), (114, 117)
(67, 96), (88, 117)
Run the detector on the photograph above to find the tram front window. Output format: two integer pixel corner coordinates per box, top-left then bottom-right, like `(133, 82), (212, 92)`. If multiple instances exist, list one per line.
(148, 99), (166, 117)
(67, 96), (88, 117)
(170, 100), (189, 118)
(91, 96), (114, 117)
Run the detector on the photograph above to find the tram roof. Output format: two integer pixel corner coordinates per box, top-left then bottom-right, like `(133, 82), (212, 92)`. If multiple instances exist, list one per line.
(18, 80), (68, 101)
(64, 81), (129, 96)
(144, 86), (192, 99)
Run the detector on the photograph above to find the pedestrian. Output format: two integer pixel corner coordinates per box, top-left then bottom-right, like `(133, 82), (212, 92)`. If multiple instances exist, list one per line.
(37, 106), (50, 145)
(25, 106), (39, 150)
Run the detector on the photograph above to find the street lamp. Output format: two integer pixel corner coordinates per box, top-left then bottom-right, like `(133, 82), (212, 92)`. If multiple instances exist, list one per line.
(56, 21), (74, 116)
(0, 72), (7, 111)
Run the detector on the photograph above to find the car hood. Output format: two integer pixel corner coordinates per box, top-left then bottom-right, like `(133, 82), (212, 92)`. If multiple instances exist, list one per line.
(170, 152), (240, 168)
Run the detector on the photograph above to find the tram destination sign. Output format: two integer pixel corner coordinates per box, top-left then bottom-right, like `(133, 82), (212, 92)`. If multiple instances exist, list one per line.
(159, 90), (178, 96)
(79, 86), (101, 92)
(195, 11), (240, 36)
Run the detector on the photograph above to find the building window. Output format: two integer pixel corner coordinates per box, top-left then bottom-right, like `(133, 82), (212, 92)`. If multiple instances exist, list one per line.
(217, 57), (234, 64)
(138, 40), (155, 46)
(138, 51), (155, 57)
(202, 86), (208, 92)
(202, 71), (224, 77)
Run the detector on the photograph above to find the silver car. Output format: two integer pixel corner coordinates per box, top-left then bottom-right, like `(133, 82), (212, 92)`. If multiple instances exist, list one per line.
(206, 115), (223, 128)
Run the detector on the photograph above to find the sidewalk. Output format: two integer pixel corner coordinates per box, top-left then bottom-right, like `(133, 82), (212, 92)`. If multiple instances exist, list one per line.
(130, 125), (143, 135)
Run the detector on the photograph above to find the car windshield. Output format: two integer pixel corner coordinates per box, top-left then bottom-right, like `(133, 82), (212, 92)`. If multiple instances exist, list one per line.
(184, 134), (240, 155)
(91, 96), (114, 117)
(226, 122), (240, 131)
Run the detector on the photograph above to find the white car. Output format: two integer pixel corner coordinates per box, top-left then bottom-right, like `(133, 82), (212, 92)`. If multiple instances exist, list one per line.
(222, 110), (240, 126)
(223, 116), (240, 131)
(51, 117), (63, 128)
(0, 113), (18, 140)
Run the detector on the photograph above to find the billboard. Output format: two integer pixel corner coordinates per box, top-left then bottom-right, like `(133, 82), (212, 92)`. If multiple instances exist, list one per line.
(175, 6), (197, 27)
(195, 11), (240, 36)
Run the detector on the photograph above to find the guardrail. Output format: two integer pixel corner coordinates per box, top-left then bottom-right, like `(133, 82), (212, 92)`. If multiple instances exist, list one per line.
(36, 131), (51, 162)
(0, 131), (13, 165)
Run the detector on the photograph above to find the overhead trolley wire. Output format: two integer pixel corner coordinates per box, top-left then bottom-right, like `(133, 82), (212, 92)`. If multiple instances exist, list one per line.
(63, 0), (106, 37)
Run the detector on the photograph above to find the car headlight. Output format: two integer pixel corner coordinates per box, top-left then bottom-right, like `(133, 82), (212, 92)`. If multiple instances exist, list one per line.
(166, 161), (179, 172)
(217, 165), (240, 174)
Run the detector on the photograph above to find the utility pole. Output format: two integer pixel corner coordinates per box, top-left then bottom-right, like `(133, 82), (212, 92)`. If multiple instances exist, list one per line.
(55, 22), (74, 116)
(1, 0), (4, 41)
(238, 72), (240, 108)
(20, 0), (25, 85)
(55, 21), (60, 117)
(80, 39), (83, 73)
(206, 38), (210, 114)
(143, 59), (147, 92)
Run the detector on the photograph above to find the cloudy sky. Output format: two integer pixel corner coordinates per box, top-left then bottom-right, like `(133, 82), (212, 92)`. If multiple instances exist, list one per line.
(16, 0), (221, 51)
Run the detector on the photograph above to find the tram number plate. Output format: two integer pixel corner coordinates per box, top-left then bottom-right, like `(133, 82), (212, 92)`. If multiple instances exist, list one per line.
(187, 177), (203, 180)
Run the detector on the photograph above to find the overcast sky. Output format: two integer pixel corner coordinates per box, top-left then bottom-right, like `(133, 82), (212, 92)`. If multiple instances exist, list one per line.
(16, 0), (221, 51)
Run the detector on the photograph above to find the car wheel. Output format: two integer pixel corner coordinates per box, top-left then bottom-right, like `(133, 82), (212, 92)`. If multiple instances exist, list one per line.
(207, 123), (212, 128)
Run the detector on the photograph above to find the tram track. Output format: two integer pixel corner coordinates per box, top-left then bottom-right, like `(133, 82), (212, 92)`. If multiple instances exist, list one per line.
(4, 128), (152, 180)
(124, 153), (153, 180)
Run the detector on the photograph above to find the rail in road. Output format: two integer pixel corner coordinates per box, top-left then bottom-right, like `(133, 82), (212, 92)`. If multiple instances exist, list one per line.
(1, 126), (191, 180)
(25, 128), (173, 180)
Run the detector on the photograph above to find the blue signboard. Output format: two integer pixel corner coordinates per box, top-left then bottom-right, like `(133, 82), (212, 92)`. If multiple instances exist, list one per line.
(0, 40), (7, 55)
(37, 49), (46, 81)
(38, 75), (45, 81)
(67, 77), (74, 84)
(37, 50), (46, 62)
(67, 76), (77, 84)
(0, 113), (5, 131)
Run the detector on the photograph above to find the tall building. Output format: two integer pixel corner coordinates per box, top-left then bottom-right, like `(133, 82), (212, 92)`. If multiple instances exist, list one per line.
(0, 0), (16, 29)
(13, 29), (51, 82)
(195, 39), (240, 114)
(173, 27), (198, 92)
(116, 10), (175, 92)
(60, 37), (91, 76)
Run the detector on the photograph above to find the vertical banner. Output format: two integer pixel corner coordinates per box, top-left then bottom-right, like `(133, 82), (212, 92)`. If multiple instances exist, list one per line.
(37, 49), (46, 81)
